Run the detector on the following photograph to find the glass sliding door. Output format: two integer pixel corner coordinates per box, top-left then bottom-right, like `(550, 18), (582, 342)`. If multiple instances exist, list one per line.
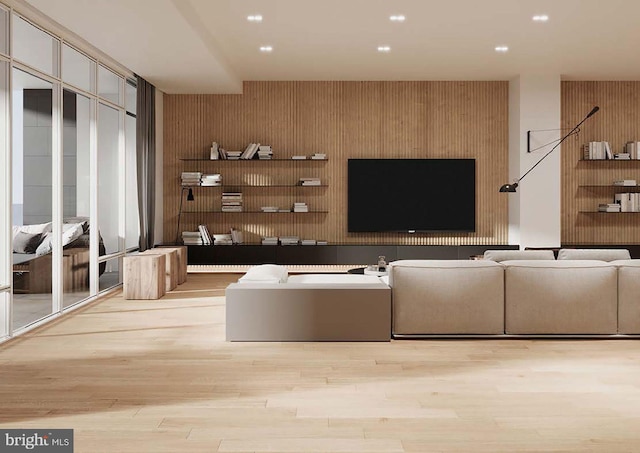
(99, 257), (121, 291)
(0, 59), (8, 337)
(11, 68), (54, 330)
(125, 112), (139, 250)
(98, 102), (122, 257)
(62, 89), (92, 308)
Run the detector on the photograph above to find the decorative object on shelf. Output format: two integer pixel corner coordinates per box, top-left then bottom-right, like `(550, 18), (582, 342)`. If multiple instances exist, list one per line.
(210, 142), (219, 160)
(175, 187), (195, 244)
(501, 106), (600, 192)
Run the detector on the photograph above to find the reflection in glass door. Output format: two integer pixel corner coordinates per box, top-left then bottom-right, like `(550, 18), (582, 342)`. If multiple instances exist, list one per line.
(62, 89), (92, 307)
(11, 68), (54, 330)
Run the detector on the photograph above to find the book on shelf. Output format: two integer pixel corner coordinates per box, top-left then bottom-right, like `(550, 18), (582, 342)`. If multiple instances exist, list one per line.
(261, 206), (279, 212)
(230, 228), (244, 244)
(316, 240), (328, 245)
(182, 231), (203, 245)
(613, 193), (640, 212)
(201, 173), (222, 186)
(221, 206), (243, 212)
(262, 237), (279, 245)
(310, 153), (327, 160)
(614, 153), (631, 160)
(226, 151), (242, 160)
(583, 141), (612, 160)
(213, 233), (233, 245)
(301, 239), (316, 245)
(181, 171), (202, 186)
(291, 155), (307, 160)
(241, 143), (261, 160)
(613, 180), (637, 186)
(293, 202), (309, 212)
(624, 141), (640, 159)
(299, 177), (321, 186)
(280, 236), (300, 245)
(278, 208), (291, 212)
(198, 225), (212, 245)
(598, 203), (621, 213)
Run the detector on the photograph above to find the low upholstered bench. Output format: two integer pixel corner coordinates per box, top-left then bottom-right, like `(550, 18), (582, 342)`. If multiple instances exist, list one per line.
(226, 266), (391, 341)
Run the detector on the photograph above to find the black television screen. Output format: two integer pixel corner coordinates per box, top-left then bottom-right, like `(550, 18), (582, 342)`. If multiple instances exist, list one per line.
(348, 159), (476, 233)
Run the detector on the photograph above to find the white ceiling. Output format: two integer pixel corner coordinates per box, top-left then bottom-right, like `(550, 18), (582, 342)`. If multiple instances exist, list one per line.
(24, 0), (640, 94)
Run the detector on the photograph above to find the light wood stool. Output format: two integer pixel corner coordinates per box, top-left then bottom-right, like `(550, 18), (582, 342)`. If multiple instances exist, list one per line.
(157, 246), (187, 284)
(140, 249), (179, 292)
(123, 254), (166, 300)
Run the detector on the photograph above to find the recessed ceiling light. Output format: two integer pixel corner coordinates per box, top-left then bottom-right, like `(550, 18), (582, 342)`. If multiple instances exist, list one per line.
(247, 15), (263, 22)
(532, 14), (549, 22)
(495, 46), (509, 52)
(390, 15), (405, 22)
(377, 46), (391, 52)
(259, 46), (273, 52)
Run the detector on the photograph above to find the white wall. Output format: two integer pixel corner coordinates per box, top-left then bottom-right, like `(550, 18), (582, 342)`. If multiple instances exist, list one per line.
(508, 74), (561, 248)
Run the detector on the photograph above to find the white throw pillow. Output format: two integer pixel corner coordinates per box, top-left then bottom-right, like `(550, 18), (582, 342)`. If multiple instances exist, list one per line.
(35, 232), (53, 256)
(238, 264), (288, 284)
(12, 222), (52, 240)
(62, 223), (84, 246)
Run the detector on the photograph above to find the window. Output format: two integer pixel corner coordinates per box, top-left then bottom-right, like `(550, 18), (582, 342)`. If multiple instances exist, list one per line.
(98, 65), (122, 106)
(62, 44), (95, 93)
(12, 15), (59, 77)
(0, 6), (8, 56)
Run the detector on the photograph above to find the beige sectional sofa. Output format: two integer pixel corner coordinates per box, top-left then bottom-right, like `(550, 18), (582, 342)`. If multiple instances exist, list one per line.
(390, 249), (638, 337)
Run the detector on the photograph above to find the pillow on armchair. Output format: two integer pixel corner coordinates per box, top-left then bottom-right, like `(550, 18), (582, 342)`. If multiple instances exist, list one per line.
(13, 232), (43, 254)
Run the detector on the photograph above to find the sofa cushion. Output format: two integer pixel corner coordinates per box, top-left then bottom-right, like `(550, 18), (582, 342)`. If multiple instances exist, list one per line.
(238, 264), (288, 284)
(13, 232), (43, 254)
(557, 248), (630, 261)
(483, 250), (555, 262)
(389, 260), (504, 335)
(610, 260), (640, 334)
(503, 260), (617, 334)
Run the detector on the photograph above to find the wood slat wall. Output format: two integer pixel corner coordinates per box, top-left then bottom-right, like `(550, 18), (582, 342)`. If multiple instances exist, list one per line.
(561, 81), (640, 245)
(163, 81), (509, 245)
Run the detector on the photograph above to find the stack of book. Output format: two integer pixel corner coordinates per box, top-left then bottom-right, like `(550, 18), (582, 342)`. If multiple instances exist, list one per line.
(301, 239), (316, 245)
(293, 202), (309, 212)
(261, 206), (279, 212)
(201, 174), (222, 186)
(213, 234), (233, 245)
(262, 237), (279, 245)
(299, 177), (321, 186)
(291, 155), (307, 160)
(257, 145), (273, 159)
(614, 179), (637, 186)
(583, 142), (612, 160)
(198, 225), (212, 245)
(311, 153), (327, 160)
(317, 240), (328, 245)
(280, 236), (300, 245)
(624, 141), (640, 159)
(222, 192), (243, 212)
(226, 150), (243, 160)
(181, 172), (202, 186)
(614, 153), (631, 160)
(182, 231), (203, 245)
(599, 203), (621, 213)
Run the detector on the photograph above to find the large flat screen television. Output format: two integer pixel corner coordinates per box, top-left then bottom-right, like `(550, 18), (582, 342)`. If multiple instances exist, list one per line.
(348, 158), (476, 233)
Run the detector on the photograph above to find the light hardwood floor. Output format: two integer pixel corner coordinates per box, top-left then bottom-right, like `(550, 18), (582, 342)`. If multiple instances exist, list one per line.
(1, 273), (640, 453)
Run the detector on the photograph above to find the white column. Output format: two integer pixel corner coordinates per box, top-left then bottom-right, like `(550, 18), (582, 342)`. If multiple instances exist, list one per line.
(508, 74), (561, 249)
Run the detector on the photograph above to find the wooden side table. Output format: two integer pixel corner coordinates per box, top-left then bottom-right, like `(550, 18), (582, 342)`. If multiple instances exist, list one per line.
(140, 249), (179, 292)
(123, 255), (166, 300)
(157, 246), (187, 284)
